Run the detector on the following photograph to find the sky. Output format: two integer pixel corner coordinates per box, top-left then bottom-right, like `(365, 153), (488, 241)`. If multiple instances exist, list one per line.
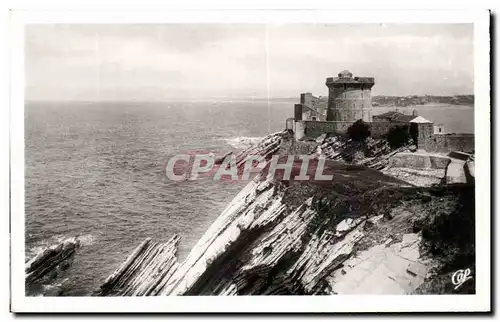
(25, 23), (474, 101)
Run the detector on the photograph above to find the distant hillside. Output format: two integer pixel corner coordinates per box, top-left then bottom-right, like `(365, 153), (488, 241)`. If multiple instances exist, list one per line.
(248, 94), (474, 107)
(372, 95), (474, 107)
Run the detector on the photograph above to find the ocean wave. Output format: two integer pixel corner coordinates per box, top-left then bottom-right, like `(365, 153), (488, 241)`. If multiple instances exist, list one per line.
(223, 136), (263, 149)
(75, 234), (96, 246)
(26, 234), (96, 261)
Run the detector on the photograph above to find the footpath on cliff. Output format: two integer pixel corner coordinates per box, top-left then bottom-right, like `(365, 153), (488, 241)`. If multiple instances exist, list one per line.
(26, 130), (475, 296)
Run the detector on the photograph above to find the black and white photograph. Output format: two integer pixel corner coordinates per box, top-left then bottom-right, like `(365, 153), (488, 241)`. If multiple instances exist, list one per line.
(9, 8), (491, 313)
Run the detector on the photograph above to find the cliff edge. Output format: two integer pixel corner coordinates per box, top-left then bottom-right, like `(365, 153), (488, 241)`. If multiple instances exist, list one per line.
(94, 132), (475, 295)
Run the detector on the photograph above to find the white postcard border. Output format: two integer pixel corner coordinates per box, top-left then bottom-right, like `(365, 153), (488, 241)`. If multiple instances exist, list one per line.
(9, 9), (491, 313)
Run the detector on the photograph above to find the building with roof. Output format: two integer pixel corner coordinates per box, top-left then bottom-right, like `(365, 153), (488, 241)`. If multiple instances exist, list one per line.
(325, 70), (375, 122)
(294, 93), (327, 121)
(433, 124), (445, 134)
(372, 111), (416, 123)
(288, 70), (474, 154)
(410, 116), (432, 124)
(372, 111), (402, 122)
(372, 109), (421, 124)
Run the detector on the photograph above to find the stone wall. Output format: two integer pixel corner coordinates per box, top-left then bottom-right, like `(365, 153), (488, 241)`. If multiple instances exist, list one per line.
(327, 86), (373, 122)
(416, 123), (433, 151)
(299, 93), (327, 121)
(424, 134), (475, 153)
(303, 108), (325, 121)
(294, 104), (303, 121)
(390, 152), (451, 169)
(368, 122), (403, 139)
(293, 120), (474, 154)
(295, 121), (305, 140)
(296, 120), (407, 140)
(294, 121), (352, 140)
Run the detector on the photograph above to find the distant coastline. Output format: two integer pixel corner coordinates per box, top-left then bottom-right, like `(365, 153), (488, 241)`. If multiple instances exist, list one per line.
(372, 95), (474, 107)
(24, 95), (474, 107)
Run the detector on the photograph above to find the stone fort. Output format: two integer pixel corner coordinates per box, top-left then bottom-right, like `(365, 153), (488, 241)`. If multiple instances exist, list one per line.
(288, 70), (474, 154)
(326, 70), (375, 123)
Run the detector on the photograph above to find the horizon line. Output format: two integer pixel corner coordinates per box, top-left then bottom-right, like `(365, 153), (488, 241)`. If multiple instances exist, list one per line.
(24, 93), (475, 103)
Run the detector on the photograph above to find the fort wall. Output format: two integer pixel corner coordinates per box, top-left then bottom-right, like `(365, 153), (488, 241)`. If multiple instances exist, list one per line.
(296, 120), (407, 140)
(390, 152), (451, 169)
(290, 69), (473, 154)
(327, 86), (373, 122)
(326, 70), (375, 123)
(296, 93), (327, 121)
(294, 119), (474, 154)
(423, 134), (475, 153)
(294, 121), (352, 140)
(369, 122), (402, 139)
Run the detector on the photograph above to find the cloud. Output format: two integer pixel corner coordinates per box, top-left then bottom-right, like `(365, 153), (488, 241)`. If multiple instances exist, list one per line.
(25, 23), (473, 100)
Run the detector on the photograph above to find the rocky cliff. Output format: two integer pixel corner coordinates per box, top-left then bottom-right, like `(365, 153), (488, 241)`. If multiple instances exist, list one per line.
(94, 132), (475, 295)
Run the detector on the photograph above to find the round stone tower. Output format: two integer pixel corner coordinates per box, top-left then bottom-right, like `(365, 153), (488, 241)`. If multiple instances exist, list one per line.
(325, 70), (375, 123)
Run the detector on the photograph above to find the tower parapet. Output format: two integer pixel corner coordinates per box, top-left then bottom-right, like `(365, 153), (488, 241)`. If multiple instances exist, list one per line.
(326, 70), (375, 123)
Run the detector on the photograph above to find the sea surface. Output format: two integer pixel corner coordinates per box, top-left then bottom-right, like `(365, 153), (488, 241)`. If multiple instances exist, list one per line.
(24, 100), (474, 296)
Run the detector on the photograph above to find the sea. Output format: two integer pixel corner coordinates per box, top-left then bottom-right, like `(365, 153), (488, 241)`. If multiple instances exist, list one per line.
(24, 100), (474, 296)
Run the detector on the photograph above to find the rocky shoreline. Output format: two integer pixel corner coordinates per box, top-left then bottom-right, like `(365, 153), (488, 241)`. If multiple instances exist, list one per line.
(26, 131), (475, 295)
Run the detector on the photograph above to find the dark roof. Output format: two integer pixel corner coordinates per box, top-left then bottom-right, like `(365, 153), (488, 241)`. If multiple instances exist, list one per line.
(393, 115), (417, 123)
(374, 111), (402, 119)
(373, 111), (416, 123)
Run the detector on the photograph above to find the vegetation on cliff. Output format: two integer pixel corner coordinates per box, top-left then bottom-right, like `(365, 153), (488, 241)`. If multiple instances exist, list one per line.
(386, 125), (412, 149)
(346, 120), (371, 143)
(94, 154), (474, 295)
